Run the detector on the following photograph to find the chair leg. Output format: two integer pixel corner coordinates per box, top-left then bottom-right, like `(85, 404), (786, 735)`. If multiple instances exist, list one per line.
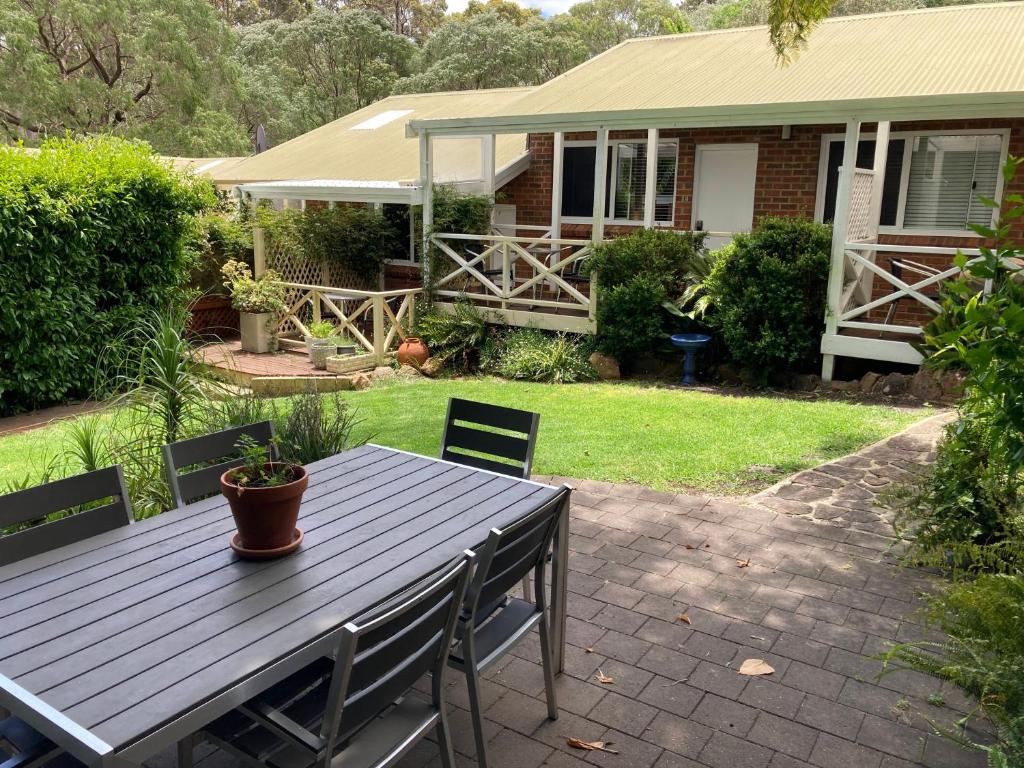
(435, 711), (457, 768)
(177, 734), (196, 768)
(521, 574), (533, 602)
(538, 611), (559, 721)
(464, 666), (491, 768)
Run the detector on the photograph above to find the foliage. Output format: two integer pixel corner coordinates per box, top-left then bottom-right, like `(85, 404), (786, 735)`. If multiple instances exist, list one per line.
(0, 136), (214, 415)
(703, 217), (831, 377)
(347, 0), (447, 39)
(190, 212), (254, 295)
(664, 243), (729, 321)
(416, 299), (493, 373)
(274, 392), (364, 465)
(0, 0), (247, 155)
(567, 0), (691, 56)
(584, 229), (709, 363)
(221, 260), (288, 314)
(418, 186), (494, 301)
(883, 574), (1024, 767)
(235, 9), (415, 144)
(459, 0), (543, 25)
(490, 329), (597, 384)
(307, 321), (336, 339)
(228, 434), (299, 489)
(297, 205), (399, 281)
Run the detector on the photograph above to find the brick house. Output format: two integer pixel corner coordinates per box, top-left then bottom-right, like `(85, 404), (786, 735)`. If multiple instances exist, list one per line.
(230, 3), (1024, 377)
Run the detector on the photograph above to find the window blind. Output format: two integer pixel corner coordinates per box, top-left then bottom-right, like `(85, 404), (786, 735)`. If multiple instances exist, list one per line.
(903, 134), (1002, 230)
(611, 141), (677, 222)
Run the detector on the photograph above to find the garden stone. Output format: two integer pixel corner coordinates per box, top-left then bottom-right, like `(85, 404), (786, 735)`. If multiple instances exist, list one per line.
(351, 373), (372, 391)
(830, 379), (859, 392)
(881, 372), (909, 395)
(372, 366), (396, 381)
(792, 373), (821, 391)
(420, 357), (444, 378)
(589, 352), (621, 380)
(397, 364), (420, 378)
(860, 372), (882, 393)
(910, 370), (944, 401)
(940, 370), (965, 399)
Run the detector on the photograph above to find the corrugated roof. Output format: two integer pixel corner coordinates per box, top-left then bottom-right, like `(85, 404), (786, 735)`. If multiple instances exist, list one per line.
(222, 88), (532, 185)
(164, 156), (248, 181)
(412, 3), (1024, 132)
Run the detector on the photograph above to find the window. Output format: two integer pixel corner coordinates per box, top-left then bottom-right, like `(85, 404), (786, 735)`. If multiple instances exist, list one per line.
(818, 132), (1005, 234)
(561, 140), (678, 224)
(903, 135), (1002, 230)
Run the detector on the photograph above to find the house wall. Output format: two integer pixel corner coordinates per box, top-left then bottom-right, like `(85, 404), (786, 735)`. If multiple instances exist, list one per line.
(498, 118), (1024, 326)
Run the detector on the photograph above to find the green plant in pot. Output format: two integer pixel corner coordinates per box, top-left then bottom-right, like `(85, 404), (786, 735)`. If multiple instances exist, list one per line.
(222, 260), (287, 354)
(220, 435), (308, 558)
(305, 321), (339, 369)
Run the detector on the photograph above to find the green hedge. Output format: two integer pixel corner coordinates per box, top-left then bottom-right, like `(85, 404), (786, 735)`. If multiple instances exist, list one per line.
(0, 137), (214, 415)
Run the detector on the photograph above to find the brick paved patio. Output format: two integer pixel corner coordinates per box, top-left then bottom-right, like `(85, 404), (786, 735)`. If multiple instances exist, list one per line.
(178, 414), (986, 768)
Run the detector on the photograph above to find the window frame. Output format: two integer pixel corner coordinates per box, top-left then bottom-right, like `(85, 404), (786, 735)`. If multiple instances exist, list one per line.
(560, 138), (679, 227)
(814, 128), (1010, 238)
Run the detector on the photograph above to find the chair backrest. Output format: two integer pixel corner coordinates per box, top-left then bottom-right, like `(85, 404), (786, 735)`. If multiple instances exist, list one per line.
(0, 466), (133, 567)
(162, 421), (277, 507)
(465, 486), (570, 621)
(319, 553), (472, 752)
(440, 398), (539, 479)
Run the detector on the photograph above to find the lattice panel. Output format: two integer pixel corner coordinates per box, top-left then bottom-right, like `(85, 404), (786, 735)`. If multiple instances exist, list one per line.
(267, 235), (323, 336)
(847, 169), (876, 243)
(325, 262), (377, 291)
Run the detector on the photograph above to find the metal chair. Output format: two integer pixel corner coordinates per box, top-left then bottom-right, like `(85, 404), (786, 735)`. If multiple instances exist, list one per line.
(162, 422), (277, 508)
(0, 716), (72, 768)
(0, 466), (133, 568)
(440, 398), (539, 480)
(448, 486), (570, 768)
(189, 553), (472, 768)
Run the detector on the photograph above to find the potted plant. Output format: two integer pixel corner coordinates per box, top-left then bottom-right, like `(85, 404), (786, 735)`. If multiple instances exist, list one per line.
(220, 436), (308, 558)
(335, 335), (358, 356)
(305, 321), (339, 369)
(305, 321), (337, 354)
(222, 260), (287, 354)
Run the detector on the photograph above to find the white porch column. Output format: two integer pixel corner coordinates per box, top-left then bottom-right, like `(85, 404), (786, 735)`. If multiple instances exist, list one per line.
(821, 118), (861, 383)
(592, 127), (609, 242)
(483, 133), (496, 195)
(419, 130), (433, 285)
(550, 132), (564, 239)
(643, 128), (659, 228)
(868, 121), (890, 231)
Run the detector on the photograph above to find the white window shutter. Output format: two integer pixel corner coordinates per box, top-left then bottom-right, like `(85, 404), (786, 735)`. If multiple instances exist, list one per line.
(903, 135), (1002, 230)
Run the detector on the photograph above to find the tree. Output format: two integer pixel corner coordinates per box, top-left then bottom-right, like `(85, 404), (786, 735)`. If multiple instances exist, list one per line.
(458, 0), (541, 25)
(393, 10), (586, 93)
(236, 9), (415, 144)
(564, 0), (692, 56)
(697, 0), (922, 34)
(0, 0), (248, 154)
(209, 0), (313, 24)
(344, 0), (447, 39)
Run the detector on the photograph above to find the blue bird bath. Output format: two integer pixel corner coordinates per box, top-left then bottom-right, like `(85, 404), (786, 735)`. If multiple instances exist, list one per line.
(670, 333), (712, 385)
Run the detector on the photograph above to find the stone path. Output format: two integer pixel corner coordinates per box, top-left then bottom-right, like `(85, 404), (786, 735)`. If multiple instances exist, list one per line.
(159, 411), (986, 768)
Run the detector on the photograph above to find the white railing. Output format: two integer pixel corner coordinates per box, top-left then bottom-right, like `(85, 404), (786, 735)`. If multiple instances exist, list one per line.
(276, 283), (421, 364)
(429, 233), (596, 333)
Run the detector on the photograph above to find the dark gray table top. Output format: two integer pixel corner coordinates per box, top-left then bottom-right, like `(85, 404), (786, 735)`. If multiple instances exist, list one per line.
(0, 445), (561, 763)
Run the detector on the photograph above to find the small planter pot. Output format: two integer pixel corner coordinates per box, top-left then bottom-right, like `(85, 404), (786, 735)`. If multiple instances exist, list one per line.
(240, 312), (276, 353)
(397, 337), (430, 367)
(309, 338), (336, 369)
(335, 342), (358, 357)
(221, 463), (308, 558)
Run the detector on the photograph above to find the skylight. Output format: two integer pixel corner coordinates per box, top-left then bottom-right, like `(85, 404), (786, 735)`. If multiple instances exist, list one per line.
(350, 109), (413, 131)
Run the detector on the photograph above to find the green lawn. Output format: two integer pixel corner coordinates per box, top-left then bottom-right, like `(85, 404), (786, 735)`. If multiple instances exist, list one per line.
(0, 378), (925, 495)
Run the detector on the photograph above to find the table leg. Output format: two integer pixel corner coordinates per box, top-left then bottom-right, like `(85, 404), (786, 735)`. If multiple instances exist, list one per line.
(549, 492), (570, 673)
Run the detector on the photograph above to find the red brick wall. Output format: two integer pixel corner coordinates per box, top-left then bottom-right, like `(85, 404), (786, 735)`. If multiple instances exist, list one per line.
(498, 118), (1024, 326)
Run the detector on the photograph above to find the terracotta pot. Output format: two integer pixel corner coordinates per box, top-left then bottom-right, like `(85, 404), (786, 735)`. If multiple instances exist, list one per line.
(220, 463), (308, 551)
(397, 337), (429, 367)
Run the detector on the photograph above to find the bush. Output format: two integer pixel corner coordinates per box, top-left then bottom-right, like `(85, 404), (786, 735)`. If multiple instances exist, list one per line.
(584, 229), (708, 364)
(491, 329), (596, 383)
(190, 212), (253, 295)
(297, 204), (400, 280)
(416, 298), (493, 373)
(0, 136), (215, 415)
(704, 217), (831, 377)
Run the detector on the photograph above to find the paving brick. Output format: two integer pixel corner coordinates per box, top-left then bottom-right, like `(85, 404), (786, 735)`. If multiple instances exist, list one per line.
(566, 616), (609, 649)
(808, 733), (883, 768)
(487, 728), (555, 768)
(761, 608), (818, 637)
(698, 731), (774, 768)
(920, 734), (987, 768)
(592, 629), (652, 664)
(747, 712), (819, 761)
(632, 552), (681, 576)
(637, 677), (704, 718)
(795, 694), (864, 741)
(593, 543), (641, 564)
(809, 620), (866, 653)
(739, 678), (806, 719)
(635, 617), (694, 649)
(771, 633), (831, 666)
(796, 596), (851, 624)
(568, 593), (606, 622)
(532, 709), (608, 754)
(634, 593), (691, 623)
(844, 609), (901, 638)
(592, 604), (648, 635)
(857, 714), (927, 762)
(592, 582), (646, 609)
(691, 693), (760, 737)
(722, 620), (780, 651)
(487, 690), (552, 736)
(687, 661), (747, 700)
(781, 661), (847, 700)
(680, 630), (743, 666)
(586, 729), (663, 768)
(593, 562), (645, 587)
(492, 657), (549, 698)
(636, 644), (700, 680)
(652, 752), (703, 768)
(550, 673), (607, 717)
(641, 711), (713, 760)
(588, 691), (659, 736)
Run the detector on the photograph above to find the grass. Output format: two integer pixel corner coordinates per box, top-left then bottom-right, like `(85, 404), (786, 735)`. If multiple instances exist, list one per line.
(0, 378), (925, 494)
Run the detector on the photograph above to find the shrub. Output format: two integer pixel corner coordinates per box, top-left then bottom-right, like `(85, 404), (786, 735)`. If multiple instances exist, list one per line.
(584, 229), (709, 363)
(221, 260), (288, 314)
(0, 136), (215, 415)
(416, 298), (493, 373)
(491, 329), (597, 384)
(189, 212), (253, 295)
(297, 204), (399, 280)
(704, 217), (831, 377)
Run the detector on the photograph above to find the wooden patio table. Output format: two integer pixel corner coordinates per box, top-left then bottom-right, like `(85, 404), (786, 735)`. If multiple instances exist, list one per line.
(0, 445), (569, 768)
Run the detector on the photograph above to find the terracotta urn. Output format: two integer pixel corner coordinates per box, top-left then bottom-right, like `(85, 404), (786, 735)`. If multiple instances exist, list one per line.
(220, 463), (308, 555)
(397, 337), (430, 367)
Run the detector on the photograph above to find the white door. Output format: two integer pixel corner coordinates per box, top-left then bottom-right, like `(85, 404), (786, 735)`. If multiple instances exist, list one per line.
(692, 144), (758, 250)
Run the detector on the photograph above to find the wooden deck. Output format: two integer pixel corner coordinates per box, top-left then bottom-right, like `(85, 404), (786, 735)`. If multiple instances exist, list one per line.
(198, 341), (370, 395)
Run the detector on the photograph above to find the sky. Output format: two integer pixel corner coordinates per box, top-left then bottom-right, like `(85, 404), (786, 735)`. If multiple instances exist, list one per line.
(444, 0), (577, 16)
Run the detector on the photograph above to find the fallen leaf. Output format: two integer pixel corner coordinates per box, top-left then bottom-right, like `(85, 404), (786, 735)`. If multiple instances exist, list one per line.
(684, 544), (695, 550)
(595, 670), (615, 684)
(738, 659), (775, 676)
(567, 738), (619, 754)
(704, 543), (710, 548)
(676, 613), (691, 624)
(736, 558), (751, 568)
(585, 647), (594, 654)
